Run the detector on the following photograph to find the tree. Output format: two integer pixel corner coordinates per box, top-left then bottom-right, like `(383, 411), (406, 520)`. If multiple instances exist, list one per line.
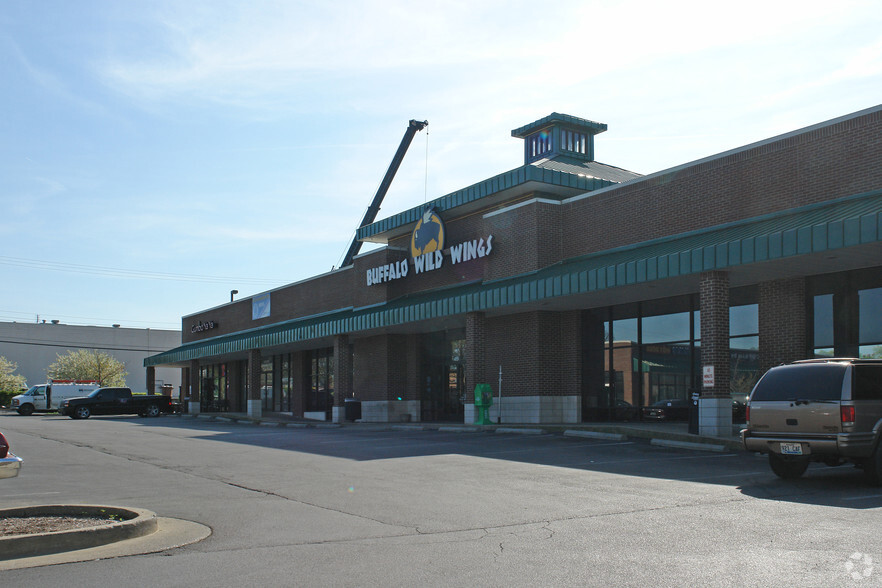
(0, 356), (27, 393)
(47, 349), (127, 387)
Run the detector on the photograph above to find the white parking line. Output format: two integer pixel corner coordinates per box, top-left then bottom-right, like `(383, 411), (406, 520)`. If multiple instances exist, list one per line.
(843, 494), (882, 501)
(2, 492), (61, 499)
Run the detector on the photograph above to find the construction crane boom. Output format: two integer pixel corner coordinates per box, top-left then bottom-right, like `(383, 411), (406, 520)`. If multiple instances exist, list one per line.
(342, 119), (428, 267)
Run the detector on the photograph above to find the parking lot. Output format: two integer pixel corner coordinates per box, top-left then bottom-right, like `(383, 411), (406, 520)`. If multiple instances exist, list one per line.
(2, 412), (881, 586)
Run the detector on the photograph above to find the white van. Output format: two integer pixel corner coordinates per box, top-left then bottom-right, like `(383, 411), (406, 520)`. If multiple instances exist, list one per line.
(11, 381), (100, 416)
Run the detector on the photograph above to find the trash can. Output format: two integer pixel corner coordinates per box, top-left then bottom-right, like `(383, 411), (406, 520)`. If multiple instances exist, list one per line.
(344, 398), (362, 422)
(688, 392), (699, 435)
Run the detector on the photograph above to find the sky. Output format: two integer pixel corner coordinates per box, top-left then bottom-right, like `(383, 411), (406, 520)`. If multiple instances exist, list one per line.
(1, 0), (880, 331)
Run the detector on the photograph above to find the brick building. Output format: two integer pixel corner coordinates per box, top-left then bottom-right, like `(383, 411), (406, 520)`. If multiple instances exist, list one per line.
(145, 107), (882, 436)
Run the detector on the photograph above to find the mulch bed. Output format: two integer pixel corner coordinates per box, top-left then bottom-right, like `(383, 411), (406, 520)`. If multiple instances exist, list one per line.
(1, 516), (112, 536)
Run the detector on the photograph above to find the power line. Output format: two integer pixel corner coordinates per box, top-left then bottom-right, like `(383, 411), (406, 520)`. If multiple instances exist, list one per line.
(0, 338), (161, 353)
(0, 310), (180, 329)
(0, 256), (280, 286)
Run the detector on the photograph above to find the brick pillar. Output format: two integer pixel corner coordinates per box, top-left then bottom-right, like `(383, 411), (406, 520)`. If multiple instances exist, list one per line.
(699, 271), (731, 436)
(759, 278), (807, 373)
(248, 349), (262, 419)
(333, 335), (351, 423)
(146, 366), (155, 396)
(188, 360), (200, 414)
(465, 312), (486, 424)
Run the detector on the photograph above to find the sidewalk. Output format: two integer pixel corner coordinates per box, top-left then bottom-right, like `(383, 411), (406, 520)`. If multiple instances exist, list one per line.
(182, 412), (745, 452)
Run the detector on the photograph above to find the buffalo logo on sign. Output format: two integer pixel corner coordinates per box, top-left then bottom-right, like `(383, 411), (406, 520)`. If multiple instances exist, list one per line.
(410, 208), (445, 258)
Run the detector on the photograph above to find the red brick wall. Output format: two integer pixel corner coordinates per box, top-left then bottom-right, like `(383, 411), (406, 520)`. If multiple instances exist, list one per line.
(465, 312), (486, 395)
(561, 109), (882, 259)
(352, 334), (410, 401)
(333, 335), (352, 406)
(699, 272), (730, 398)
(183, 269), (354, 344)
(483, 310), (581, 398)
(484, 198), (562, 281)
(759, 278), (807, 372)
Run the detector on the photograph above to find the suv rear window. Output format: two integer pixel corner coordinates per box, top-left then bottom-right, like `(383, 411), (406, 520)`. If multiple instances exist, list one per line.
(750, 363), (846, 402)
(853, 365), (882, 400)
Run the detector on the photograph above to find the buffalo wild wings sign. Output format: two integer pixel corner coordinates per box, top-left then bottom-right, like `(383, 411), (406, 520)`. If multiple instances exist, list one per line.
(366, 208), (493, 286)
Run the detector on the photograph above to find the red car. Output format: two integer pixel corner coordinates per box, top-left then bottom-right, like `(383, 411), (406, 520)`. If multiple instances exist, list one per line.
(0, 431), (23, 479)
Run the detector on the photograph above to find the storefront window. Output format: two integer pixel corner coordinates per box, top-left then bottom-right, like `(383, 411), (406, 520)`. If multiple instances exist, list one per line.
(307, 348), (334, 414)
(730, 304), (760, 418)
(586, 295), (762, 422)
(643, 312), (690, 344)
(281, 355), (292, 413)
(859, 287), (882, 358)
(260, 358), (273, 411)
(199, 364), (228, 412)
(730, 304), (758, 337)
(610, 318), (639, 417)
(813, 294), (834, 352)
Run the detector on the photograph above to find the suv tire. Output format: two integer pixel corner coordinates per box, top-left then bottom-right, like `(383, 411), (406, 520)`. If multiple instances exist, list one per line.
(769, 453), (810, 479)
(863, 444), (882, 486)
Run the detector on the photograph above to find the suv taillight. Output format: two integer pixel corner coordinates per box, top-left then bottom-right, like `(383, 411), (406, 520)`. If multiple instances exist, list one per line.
(841, 405), (855, 426)
(745, 404), (750, 425)
(0, 432), (9, 459)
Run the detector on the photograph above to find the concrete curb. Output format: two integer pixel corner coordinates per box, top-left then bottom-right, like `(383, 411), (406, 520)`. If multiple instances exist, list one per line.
(0, 516), (211, 571)
(563, 430), (628, 441)
(0, 505), (158, 561)
(175, 412), (743, 452)
(650, 438), (726, 452)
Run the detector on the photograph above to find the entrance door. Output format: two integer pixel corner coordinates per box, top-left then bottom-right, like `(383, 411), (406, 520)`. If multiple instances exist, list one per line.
(421, 333), (465, 422)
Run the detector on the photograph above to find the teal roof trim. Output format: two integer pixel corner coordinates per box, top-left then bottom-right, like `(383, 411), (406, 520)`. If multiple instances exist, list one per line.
(146, 189), (882, 367)
(511, 113), (607, 138)
(356, 164), (615, 242)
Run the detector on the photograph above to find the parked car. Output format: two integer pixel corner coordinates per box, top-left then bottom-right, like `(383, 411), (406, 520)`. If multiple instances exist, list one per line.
(0, 431), (23, 479)
(60, 387), (175, 419)
(742, 358), (882, 484)
(642, 398), (690, 421)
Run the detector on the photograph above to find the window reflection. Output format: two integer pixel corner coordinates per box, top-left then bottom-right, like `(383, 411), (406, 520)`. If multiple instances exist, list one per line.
(730, 304), (758, 337)
(859, 287), (882, 345)
(643, 312), (690, 344)
(814, 294), (834, 349)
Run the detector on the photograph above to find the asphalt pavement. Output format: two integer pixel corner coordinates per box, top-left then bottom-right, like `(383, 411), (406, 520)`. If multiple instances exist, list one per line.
(1, 411), (880, 587)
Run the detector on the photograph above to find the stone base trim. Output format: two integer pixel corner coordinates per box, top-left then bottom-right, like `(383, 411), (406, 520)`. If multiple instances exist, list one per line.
(188, 401), (200, 415)
(246, 399), (262, 420)
(466, 395), (581, 424)
(698, 397), (733, 437)
(360, 400), (420, 423)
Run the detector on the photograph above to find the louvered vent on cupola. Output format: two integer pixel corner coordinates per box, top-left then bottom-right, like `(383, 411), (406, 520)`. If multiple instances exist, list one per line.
(511, 113), (608, 164)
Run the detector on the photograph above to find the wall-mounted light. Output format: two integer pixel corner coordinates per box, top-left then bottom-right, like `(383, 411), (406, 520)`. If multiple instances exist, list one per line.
(231, 289), (239, 302)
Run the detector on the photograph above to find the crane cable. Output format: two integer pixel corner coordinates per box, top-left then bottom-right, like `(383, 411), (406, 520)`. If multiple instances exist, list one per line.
(424, 126), (430, 203)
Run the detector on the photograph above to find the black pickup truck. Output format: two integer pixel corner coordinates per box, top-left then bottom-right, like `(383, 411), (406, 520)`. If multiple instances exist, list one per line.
(60, 387), (175, 419)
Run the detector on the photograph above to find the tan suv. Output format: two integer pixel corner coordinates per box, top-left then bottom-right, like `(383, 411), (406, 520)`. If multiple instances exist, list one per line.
(742, 358), (882, 484)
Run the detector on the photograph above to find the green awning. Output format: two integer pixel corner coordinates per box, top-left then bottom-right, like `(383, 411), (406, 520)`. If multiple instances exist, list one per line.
(146, 188), (882, 367)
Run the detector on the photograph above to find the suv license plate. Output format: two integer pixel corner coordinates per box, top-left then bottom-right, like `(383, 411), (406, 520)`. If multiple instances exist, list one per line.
(780, 443), (803, 455)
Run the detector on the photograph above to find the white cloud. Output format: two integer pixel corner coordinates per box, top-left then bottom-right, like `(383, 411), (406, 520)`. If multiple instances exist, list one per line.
(100, 0), (876, 107)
